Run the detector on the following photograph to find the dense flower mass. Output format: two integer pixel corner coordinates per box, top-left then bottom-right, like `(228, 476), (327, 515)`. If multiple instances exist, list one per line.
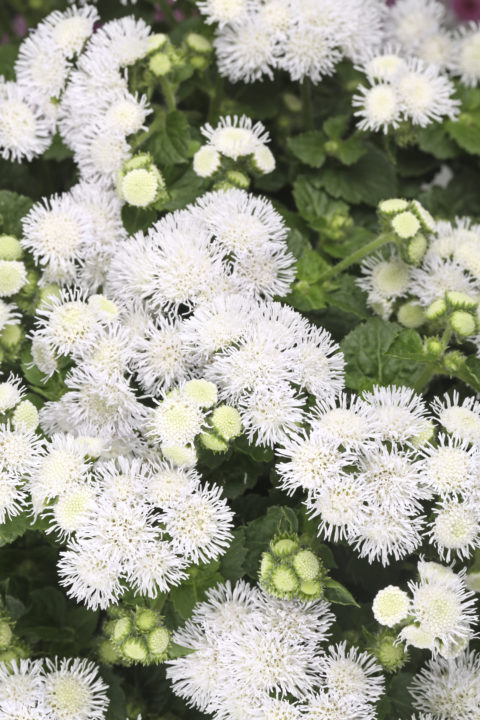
(0, 1), (480, 719)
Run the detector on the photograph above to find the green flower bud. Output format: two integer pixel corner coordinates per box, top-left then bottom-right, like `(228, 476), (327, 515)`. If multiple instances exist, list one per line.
(251, 145), (275, 174)
(147, 627), (170, 659)
(200, 432), (229, 453)
(450, 310), (476, 337)
(397, 301), (425, 329)
(135, 608), (158, 633)
(186, 33), (212, 54)
(112, 617), (132, 643)
(259, 552), (274, 580)
(425, 298), (447, 320)
(292, 549), (321, 581)
(0, 324), (22, 350)
(410, 199), (436, 232)
(190, 55), (210, 70)
(120, 167), (166, 208)
(391, 211), (420, 239)
(271, 536), (299, 558)
(446, 290), (478, 310)
(378, 198), (408, 216)
(122, 637), (148, 663)
(13, 400), (39, 431)
(371, 630), (408, 673)
(410, 419), (435, 448)
(149, 52), (172, 76)
(225, 170), (250, 189)
(406, 233), (427, 264)
(147, 33), (168, 54)
(162, 444), (197, 467)
(98, 639), (122, 665)
(283, 92), (302, 113)
(211, 405), (242, 440)
(299, 579), (323, 597)
(0, 620), (13, 650)
(193, 146), (221, 177)
(424, 337), (443, 356)
(184, 379), (217, 408)
(0, 260), (27, 297)
(443, 350), (466, 373)
(0, 235), (23, 261)
(271, 565), (298, 594)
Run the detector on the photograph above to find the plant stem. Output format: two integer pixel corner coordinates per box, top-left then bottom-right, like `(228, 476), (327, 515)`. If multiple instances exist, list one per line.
(130, 112), (164, 152)
(160, 77), (176, 112)
(317, 232), (396, 284)
(301, 78), (314, 131)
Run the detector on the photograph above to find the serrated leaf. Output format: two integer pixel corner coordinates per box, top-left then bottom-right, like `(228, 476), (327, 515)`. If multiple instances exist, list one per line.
(417, 124), (458, 160)
(326, 275), (369, 319)
(220, 528), (247, 582)
(336, 134), (366, 165)
(149, 110), (191, 165)
(323, 578), (359, 607)
(446, 110), (480, 155)
(293, 177), (351, 236)
(287, 131), (326, 168)
(286, 281), (327, 312)
(341, 317), (425, 391)
(0, 513), (30, 547)
(386, 328), (426, 362)
(0, 190), (33, 236)
(323, 114), (350, 139)
(317, 146), (397, 206)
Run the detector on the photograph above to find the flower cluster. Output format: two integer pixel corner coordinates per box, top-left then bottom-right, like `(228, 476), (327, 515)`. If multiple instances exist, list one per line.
(198, 0), (385, 83)
(373, 560), (478, 658)
(167, 579), (385, 719)
(0, 657), (109, 720)
(100, 604), (171, 666)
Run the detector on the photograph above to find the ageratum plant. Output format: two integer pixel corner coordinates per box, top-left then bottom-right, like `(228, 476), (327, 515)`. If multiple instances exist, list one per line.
(0, 1), (479, 719)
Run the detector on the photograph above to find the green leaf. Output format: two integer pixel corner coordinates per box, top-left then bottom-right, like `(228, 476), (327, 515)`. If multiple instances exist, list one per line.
(121, 205), (157, 234)
(42, 132), (73, 161)
(446, 110), (480, 155)
(326, 275), (369, 319)
(287, 131), (326, 168)
(0, 190), (33, 236)
(286, 281), (327, 312)
(417, 124), (458, 160)
(0, 513), (30, 547)
(341, 317), (425, 391)
(163, 167), (207, 210)
(317, 146), (397, 206)
(220, 528), (247, 582)
(244, 506), (298, 579)
(101, 666), (127, 720)
(389, 672), (415, 718)
(453, 355), (480, 393)
(234, 435), (274, 463)
(149, 110), (191, 165)
(323, 577), (360, 607)
(336, 134), (366, 165)
(293, 176), (352, 236)
(323, 115), (350, 139)
(386, 328), (426, 362)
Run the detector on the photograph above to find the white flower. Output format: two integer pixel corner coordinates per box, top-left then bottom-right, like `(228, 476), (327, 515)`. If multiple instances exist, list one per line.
(35, 290), (100, 356)
(197, 0), (253, 27)
(419, 434), (480, 497)
(0, 470), (27, 524)
(396, 59), (459, 127)
(361, 385), (428, 445)
(187, 580), (261, 636)
(130, 318), (191, 395)
(58, 538), (124, 610)
(0, 659), (44, 709)
(73, 123), (130, 184)
(0, 422), (43, 479)
(148, 389), (205, 447)
(42, 657), (109, 720)
(353, 82), (403, 133)
(411, 256), (479, 308)
(40, 5), (99, 58)
(21, 193), (93, 283)
(312, 394), (379, 448)
(410, 651), (480, 720)
(373, 585), (411, 627)
(358, 254), (411, 304)
(357, 445), (427, 510)
(213, 16), (277, 83)
(306, 475), (368, 543)
(453, 23), (480, 88)
(238, 382), (305, 447)
(124, 539), (187, 597)
(30, 333), (58, 378)
(301, 691), (360, 720)
(353, 505), (423, 565)
(30, 433), (89, 504)
(146, 462), (200, 507)
(319, 641), (385, 706)
(0, 82), (52, 162)
(385, 0), (446, 52)
(0, 300), (20, 332)
(408, 568), (478, 651)
(0, 374), (24, 413)
(15, 30), (70, 110)
(432, 391), (480, 445)
(193, 146), (221, 177)
(231, 244), (296, 300)
(160, 483), (234, 564)
(277, 26), (342, 84)
(200, 115), (270, 160)
(47, 483), (97, 540)
(428, 498), (480, 561)
(276, 427), (353, 495)
(289, 325), (345, 400)
(360, 48), (407, 83)
(80, 16), (151, 69)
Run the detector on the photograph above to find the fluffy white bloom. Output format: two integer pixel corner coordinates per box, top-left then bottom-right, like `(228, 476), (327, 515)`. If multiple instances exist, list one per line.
(312, 394), (379, 448)
(79, 16), (151, 69)
(15, 31), (70, 112)
(30, 433), (90, 505)
(0, 422), (43, 479)
(0, 300), (20, 331)
(42, 657), (109, 720)
(453, 23), (480, 88)
(432, 392), (480, 445)
(35, 290), (101, 356)
(58, 538), (124, 610)
(39, 5), (99, 58)
(306, 475), (368, 543)
(160, 483), (234, 564)
(353, 505), (424, 565)
(410, 256), (479, 307)
(419, 434), (480, 497)
(361, 385), (428, 445)
(428, 498), (480, 561)
(201, 115), (270, 160)
(0, 659), (45, 709)
(410, 651), (480, 720)
(396, 59), (459, 127)
(276, 26), (342, 84)
(353, 82), (403, 134)
(197, 0), (253, 27)
(213, 16), (277, 82)
(238, 382), (305, 447)
(0, 82), (52, 162)
(373, 585), (411, 627)
(319, 641), (385, 706)
(130, 318), (192, 395)
(125, 539), (187, 597)
(385, 0), (446, 53)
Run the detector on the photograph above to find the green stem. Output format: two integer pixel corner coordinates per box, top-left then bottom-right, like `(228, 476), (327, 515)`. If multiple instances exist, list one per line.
(208, 72), (224, 124)
(130, 112), (164, 152)
(301, 78), (314, 131)
(160, 77), (176, 112)
(414, 363), (437, 393)
(317, 232), (396, 284)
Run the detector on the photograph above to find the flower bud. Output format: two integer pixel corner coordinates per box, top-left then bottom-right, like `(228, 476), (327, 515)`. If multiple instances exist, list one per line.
(186, 33), (212, 54)
(211, 405), (242, 440)
(149, 52), (172, 76)
(425, 298), (446, 320)
(391, 211), (421, 239)
(13, 400), (39, 431)
(184, 379), (217, 408)
(0, 235), (23, 261)
(378, 198), (408, 216)
(200, 432), (229, 453)
(372, 585), (410, 627)
(118, 154), (167, 208)
(0, 260), (27, 297)
(406, 233), (427, 264)
(450, 310), (476, 337)
(397, 301), (425, 329)
(251, 145), (275, 174)
(193, 146), (221, 177)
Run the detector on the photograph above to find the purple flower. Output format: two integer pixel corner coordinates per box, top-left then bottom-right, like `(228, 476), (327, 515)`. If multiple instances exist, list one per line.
(451, 0), (480, 21)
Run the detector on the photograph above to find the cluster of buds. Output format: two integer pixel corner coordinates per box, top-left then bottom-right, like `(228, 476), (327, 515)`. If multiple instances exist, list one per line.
(0, 597), (29, 665)
(378, 197), (435, 266)
(117, 153), (168, 209)
(367, 627), (408, 673)
(99, 605), (171, 667)
(148, 378), (242, 467)
(259, 532), (327, 601)
(146, 30), (213, 80)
